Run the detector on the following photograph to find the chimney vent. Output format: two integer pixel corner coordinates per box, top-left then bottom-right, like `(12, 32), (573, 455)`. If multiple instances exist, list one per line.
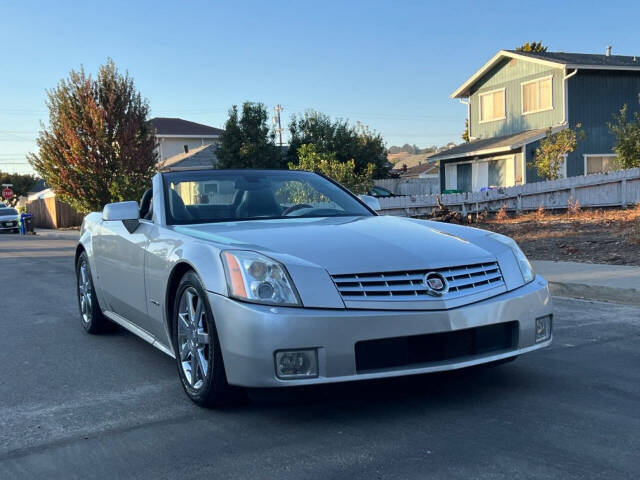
(606, 46), (612, 56)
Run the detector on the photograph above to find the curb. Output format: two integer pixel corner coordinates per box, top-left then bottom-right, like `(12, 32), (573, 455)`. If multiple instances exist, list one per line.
(548, 281), (640, 307)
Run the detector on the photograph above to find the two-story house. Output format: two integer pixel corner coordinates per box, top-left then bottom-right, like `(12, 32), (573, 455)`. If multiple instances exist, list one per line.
(430, 48), (640, 192)
(150, 117), (225, 162)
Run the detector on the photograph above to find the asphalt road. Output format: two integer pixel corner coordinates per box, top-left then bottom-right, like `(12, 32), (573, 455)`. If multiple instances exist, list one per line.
(1, 234), (639, 479)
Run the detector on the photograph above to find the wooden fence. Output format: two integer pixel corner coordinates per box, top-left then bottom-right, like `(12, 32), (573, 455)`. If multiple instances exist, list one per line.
(374, 177), (440, 196)
(378, 167), (640, 217)
(27, 197), (84, 228)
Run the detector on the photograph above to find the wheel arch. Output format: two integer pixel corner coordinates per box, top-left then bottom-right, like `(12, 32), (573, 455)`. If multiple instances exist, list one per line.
(164, 261), (200, 343)
(75, 242), (86, 266)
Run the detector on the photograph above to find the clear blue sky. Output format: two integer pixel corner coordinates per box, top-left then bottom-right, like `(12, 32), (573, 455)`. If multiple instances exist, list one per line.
(1, 0), (638, 174)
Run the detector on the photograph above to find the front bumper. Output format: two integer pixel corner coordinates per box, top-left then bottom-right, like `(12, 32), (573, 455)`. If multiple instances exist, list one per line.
(0, 221), (18, 231)
(209, 275), (552, 388)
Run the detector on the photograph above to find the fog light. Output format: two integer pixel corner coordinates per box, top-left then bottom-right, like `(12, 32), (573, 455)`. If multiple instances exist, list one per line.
(535, 315), (552, 343)
(275, 349), (318, 379)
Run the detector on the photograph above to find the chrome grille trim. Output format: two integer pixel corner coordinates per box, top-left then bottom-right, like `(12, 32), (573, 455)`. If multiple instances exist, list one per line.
(331, 262), (504, 301)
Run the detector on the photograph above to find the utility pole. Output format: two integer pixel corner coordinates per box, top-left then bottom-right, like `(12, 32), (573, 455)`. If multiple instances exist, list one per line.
(273, 104), (283, 147)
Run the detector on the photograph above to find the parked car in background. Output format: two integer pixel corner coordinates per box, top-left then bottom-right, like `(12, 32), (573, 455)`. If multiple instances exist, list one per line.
(0, 207), (20, 233)
(368, 185), (395, 197)
(76, 169), (552, 407)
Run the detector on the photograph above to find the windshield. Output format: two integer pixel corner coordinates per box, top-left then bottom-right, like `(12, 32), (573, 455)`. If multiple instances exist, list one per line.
(0, 208), (18, 216)
(162, 170), (373, 225)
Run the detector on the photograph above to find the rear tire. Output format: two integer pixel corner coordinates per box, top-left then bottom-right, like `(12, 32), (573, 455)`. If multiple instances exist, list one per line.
(76, 251), (113, 334)
(172, 271), (239, 408)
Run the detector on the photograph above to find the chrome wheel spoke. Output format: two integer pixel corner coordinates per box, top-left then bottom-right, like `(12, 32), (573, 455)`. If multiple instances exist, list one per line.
(78, 262), (92, 323)
(177, 313), (190, 333)
(186, 290), (196, 323)
(193, 298), (203, 327)
(190, 354), (199, 385)
(177, 286), (210, 389)
(178, 340), (190, 361)
(196, 349), (208, 378)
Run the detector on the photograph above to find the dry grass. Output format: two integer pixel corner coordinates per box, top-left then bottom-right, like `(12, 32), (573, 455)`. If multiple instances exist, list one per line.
(626, 203), (640, 245)
(476, 204), (640, 265)
(567, 196), (582, 216)
(495, 204), (508, 221)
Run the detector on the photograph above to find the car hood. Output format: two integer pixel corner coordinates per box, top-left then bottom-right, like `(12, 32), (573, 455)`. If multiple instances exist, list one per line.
(0, 214), (18, 221)
(173, 215), (496, 275)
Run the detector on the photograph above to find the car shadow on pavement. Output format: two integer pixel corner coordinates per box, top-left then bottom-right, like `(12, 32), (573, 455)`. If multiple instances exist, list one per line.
(240, 361), (541, 420)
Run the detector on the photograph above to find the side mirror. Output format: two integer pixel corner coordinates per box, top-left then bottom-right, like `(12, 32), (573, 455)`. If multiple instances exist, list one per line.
(358, 194), (381, 212)
(102, 201), (140, 233)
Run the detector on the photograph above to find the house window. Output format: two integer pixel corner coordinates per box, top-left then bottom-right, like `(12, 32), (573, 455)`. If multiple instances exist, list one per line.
(585, 155), (617, 174)
(479, 88), (506, 123)
(488, 159), (507, 187)
(522, 76), (552, 114)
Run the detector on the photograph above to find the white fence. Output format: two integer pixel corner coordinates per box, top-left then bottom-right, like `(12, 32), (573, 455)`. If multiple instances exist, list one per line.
(374, 177), (440, 196)
(377, 167), (640, 217)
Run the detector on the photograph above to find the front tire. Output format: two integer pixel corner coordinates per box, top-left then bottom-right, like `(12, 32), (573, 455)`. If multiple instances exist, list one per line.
(76, 251), (113, 334)
(172, 271), (237, 407)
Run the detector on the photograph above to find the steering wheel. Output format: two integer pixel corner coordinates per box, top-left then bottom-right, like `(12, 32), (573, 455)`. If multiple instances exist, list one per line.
(282, 204), (313, 215)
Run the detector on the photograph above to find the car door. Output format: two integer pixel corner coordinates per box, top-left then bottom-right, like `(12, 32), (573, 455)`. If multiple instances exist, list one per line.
(94, 219), (155, 334)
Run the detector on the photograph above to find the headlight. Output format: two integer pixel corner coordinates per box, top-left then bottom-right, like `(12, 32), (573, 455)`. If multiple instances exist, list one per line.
(221, 250), (301, 306)
(488, 233), (535, 284)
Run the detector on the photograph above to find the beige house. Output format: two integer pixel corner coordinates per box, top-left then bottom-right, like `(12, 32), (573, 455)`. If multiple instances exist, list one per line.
(150, 117), (224, 162)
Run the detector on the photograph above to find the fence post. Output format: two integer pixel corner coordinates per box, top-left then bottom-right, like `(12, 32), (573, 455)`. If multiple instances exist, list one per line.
(621, 179), (627, 208)
(516, 194), (522, 214)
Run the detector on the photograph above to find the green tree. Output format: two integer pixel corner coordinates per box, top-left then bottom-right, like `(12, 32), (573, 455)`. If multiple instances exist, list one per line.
(289, 143), (374, 194)
(287, 111), (389, 178)
(608, 96), (640, 169)
(532, 126), (585, 180)
(461, 118), (470, 142)
(516, 42), (548, 52)
(0, 171), (37, 207)
(27, 59), (156, 214)
(216, 102), (282, 169)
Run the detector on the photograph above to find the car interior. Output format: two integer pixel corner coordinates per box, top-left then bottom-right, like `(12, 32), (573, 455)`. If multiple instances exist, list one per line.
(139, 180), (290, 223)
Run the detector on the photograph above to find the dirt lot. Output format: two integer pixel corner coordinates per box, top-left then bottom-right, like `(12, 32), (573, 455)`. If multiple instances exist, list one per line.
(473, 205), (640, 266)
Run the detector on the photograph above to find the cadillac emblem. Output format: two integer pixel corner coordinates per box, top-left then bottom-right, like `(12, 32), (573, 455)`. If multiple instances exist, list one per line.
(424, 272), (449, 296)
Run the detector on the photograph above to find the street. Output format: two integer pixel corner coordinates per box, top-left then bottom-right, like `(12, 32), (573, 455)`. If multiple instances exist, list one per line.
(0, 234), (639, 479)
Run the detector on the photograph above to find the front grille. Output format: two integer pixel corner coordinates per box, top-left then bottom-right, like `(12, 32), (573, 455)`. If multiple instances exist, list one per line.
(355, 321), (519, 373)
(331, 262), (504, 301)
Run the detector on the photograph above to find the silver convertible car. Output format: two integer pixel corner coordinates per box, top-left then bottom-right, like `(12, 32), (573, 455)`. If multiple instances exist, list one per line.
(76, 169), (552, 407)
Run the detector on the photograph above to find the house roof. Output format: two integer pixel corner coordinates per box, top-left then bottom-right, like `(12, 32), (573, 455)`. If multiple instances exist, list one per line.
(428, 127), (564, 162)
(399, 162), (439, 177)
(158, 144), (218, 171)
(451, 49), (640, 98)
(150, 117), (225, 137)
(507, 50), (640, 69)
(27, 178), (48, 194)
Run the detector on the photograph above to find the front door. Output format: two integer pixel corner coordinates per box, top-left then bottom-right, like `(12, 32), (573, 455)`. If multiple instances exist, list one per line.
(94, 220), (154, 334)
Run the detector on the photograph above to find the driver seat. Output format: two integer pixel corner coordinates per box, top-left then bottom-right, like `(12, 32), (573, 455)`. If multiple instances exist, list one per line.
(235, 189), (281, 218)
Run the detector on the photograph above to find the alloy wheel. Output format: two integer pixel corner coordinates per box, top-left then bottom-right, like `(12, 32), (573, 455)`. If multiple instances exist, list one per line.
(177, 287), (210, 389)
(78, 261), (93, 324)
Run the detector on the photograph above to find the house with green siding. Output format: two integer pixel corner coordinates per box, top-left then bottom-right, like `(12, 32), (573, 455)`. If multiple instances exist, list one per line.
(430, 48), (640, 192)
